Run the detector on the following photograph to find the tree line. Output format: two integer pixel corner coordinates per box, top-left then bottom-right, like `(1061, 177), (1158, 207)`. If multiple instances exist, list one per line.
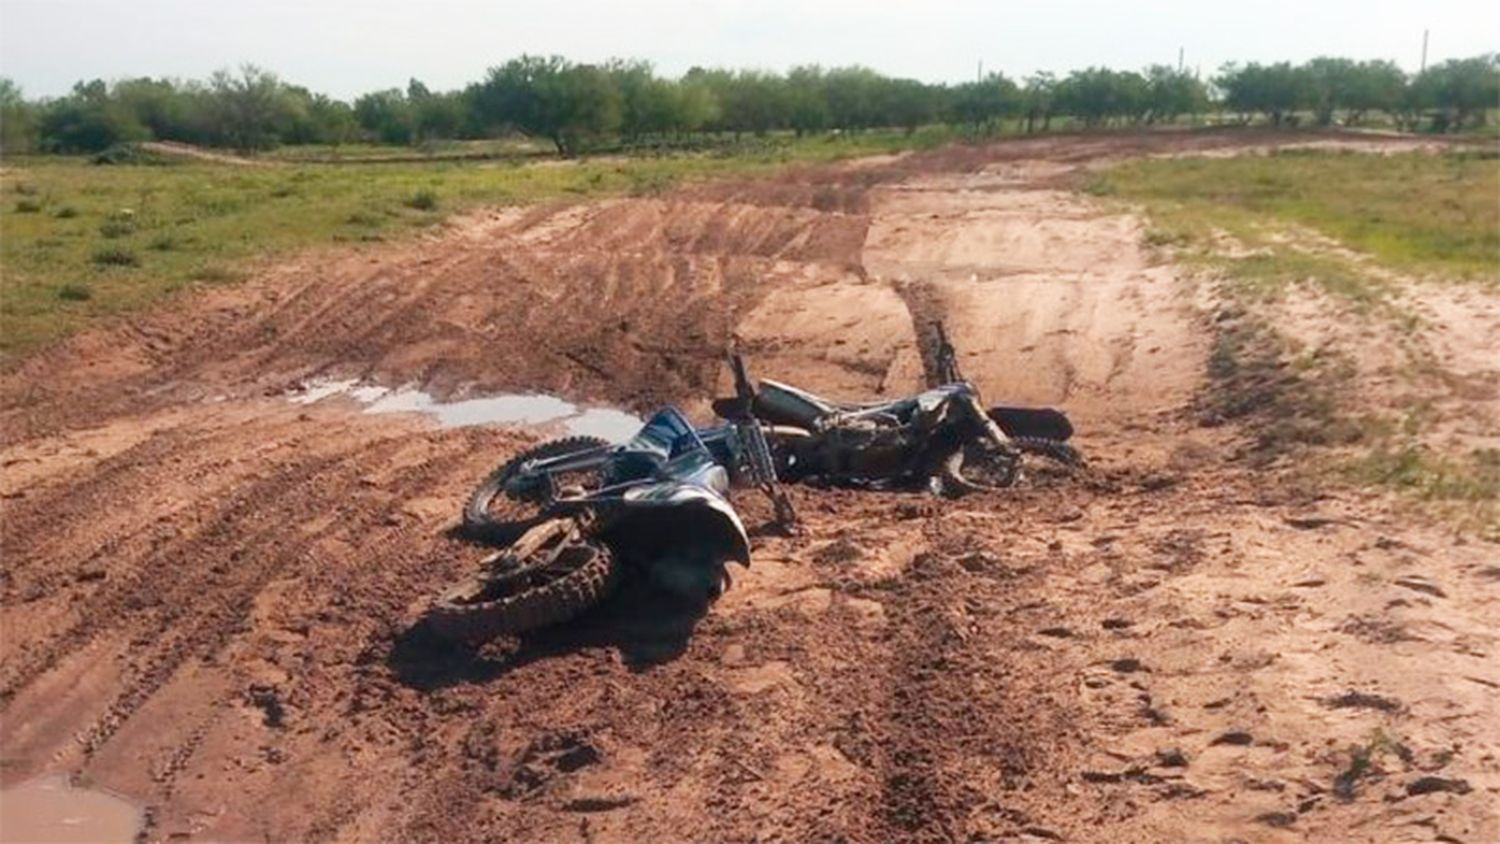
(1, 53), (1495, 156)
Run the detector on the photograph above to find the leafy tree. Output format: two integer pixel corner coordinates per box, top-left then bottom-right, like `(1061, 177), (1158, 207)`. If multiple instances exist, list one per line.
(879, 78), (936, 135)
(354, 89), (413, 144)
(1215, 62), (1306, 126)
(1144, 65), (1207, 124)
(38, 79), (148, 152)
(204, 65), (297, 150)
(471, 55), (621, 155)
(608, 60), (685, 140)
(784, 66), (829, 136)
(407, 79), (464, 141)
(823, 66), (882, 131)
(111, 77), (193, 140)
(0, 78), (40, 153)
(301, 93), (359, 145)
(1056, 68), (1144, 127)
(1408, 54), (1500, 132)
(1022, 72), (1057, 133)
(950, 73), (1019, 133)
(1340, 60), (1405, 125)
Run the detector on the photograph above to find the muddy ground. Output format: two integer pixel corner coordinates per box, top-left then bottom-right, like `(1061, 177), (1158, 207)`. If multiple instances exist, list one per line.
(2, 130), (1496, 843)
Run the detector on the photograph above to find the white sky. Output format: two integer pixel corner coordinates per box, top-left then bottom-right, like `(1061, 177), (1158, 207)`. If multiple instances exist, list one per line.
(1, 0), (1495, 99)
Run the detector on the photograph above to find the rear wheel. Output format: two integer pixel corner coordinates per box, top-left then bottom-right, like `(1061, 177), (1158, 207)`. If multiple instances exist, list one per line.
(1011, 436), (1085, 468)
(427, 519), (621, 642)
(462, 436), (611, 536)
(939, 441), (1021, 495)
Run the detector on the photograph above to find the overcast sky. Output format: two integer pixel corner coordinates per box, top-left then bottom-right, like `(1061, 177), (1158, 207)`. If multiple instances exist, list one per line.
(1, 0), (1495, 99)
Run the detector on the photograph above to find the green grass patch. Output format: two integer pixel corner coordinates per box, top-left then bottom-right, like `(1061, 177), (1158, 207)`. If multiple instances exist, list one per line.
(1348, 445), (1500, 502)
(1092, 149), (1500, 302)
(0, 128), (953, 363)
(403, 189), (439, 211)
(90, 246), (140, 267)
(1346, 444), (1498, 539)
(55, 283), (92, 302)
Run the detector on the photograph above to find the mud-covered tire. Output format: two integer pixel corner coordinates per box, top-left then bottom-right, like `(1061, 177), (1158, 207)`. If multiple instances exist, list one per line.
(462, 436), (611, 535)
(939, 441), (1020, 496)
(1011, 436), (1085, 468)
(427, 532), (621, 642)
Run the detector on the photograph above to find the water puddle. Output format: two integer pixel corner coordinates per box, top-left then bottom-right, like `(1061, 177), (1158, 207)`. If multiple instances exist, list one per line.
(288, 379), (643, 442)
(0, 776), (142, 843)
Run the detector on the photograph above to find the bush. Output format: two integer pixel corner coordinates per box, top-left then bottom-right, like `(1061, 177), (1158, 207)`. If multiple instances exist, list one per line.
(91, 143), (173, 166)
(148, 233), (178, 251)
(403, 189), (439, 210)
(56, 283), (93, 301)
(98, 218), (134, 238)
(53, 206), (79, 219)
(13, 198), (42, 213)
(91, 246), (139, 266)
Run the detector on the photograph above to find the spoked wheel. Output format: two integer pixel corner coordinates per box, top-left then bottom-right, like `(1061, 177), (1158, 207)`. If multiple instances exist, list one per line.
(1011, 436), (1086, 469)
(462, 436), (611, 537)
(939, 440), (1022, 496)
(427, 519), (622, 642)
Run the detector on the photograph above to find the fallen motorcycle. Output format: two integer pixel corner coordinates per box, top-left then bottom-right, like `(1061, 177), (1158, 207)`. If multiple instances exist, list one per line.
(428, 407), (785, 642)
(715, 324), (1083, 495)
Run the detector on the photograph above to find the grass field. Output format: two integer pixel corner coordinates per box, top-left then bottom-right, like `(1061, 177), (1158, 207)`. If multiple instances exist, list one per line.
(1090, 149), (1500, 303)
(0, 128), (954, 364)
(1093, 148), (1500, 526)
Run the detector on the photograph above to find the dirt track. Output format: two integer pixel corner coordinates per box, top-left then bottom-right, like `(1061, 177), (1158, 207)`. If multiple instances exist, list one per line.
(2, 130), (1497, 843)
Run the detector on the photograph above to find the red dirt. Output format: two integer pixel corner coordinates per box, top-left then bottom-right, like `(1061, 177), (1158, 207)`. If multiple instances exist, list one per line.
(2, 129), (1496, 843)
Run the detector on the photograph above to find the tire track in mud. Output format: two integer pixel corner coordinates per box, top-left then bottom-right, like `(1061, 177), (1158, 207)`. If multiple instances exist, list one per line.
(12, 431), (401, 755)
(886, 278), (950, 388)
(857, 524), (1064, 843)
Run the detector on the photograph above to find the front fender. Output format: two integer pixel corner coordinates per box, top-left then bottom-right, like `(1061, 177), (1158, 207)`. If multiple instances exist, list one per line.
(617, 479), (752, 566)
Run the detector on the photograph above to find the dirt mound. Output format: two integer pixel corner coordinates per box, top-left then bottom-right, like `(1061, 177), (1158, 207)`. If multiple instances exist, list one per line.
(2, 129), (1496, 843)
(137, 141), (268, 166)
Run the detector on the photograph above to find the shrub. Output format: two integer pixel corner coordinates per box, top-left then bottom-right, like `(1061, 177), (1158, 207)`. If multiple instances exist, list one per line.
(98, 218), (134, 238)
(148, 233), (178, 251)
(91, 143), (172, 166)
(53, 206), (79, 219)
(91, 246), (139, 266)
(13, 198), (42, 213)
(56, 283), (93, 301)
(404, 189), (439, 210)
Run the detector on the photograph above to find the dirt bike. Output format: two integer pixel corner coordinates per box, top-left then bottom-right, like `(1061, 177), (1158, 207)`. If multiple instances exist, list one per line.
(428, 407), (789, 643)
(713, 323), (1083, 495)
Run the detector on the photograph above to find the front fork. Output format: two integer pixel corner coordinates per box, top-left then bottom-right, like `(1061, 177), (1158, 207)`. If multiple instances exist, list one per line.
(735, 420), (799, 531)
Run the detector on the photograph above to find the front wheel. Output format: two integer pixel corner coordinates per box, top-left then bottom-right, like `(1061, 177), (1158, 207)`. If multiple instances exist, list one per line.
(462, 436), (611, 536)
(427, 519), (621, 642)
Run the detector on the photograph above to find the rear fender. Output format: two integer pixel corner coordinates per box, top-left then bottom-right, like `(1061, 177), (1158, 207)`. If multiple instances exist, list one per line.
(988, 406), (1074, 441)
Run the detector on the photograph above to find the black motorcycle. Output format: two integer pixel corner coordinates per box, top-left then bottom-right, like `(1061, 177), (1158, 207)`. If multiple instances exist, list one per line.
(714, 323), (1083, 494)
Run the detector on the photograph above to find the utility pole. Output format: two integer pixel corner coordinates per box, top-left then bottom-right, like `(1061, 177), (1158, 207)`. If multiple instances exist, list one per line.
(1420, 29), (1429, 72)
(1178, 47), (1184, 74)
(977, 60), (983, 83)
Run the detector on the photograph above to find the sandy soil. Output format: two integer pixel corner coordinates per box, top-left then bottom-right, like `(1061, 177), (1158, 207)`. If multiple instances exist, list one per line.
(2, 129), (1496, 843)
